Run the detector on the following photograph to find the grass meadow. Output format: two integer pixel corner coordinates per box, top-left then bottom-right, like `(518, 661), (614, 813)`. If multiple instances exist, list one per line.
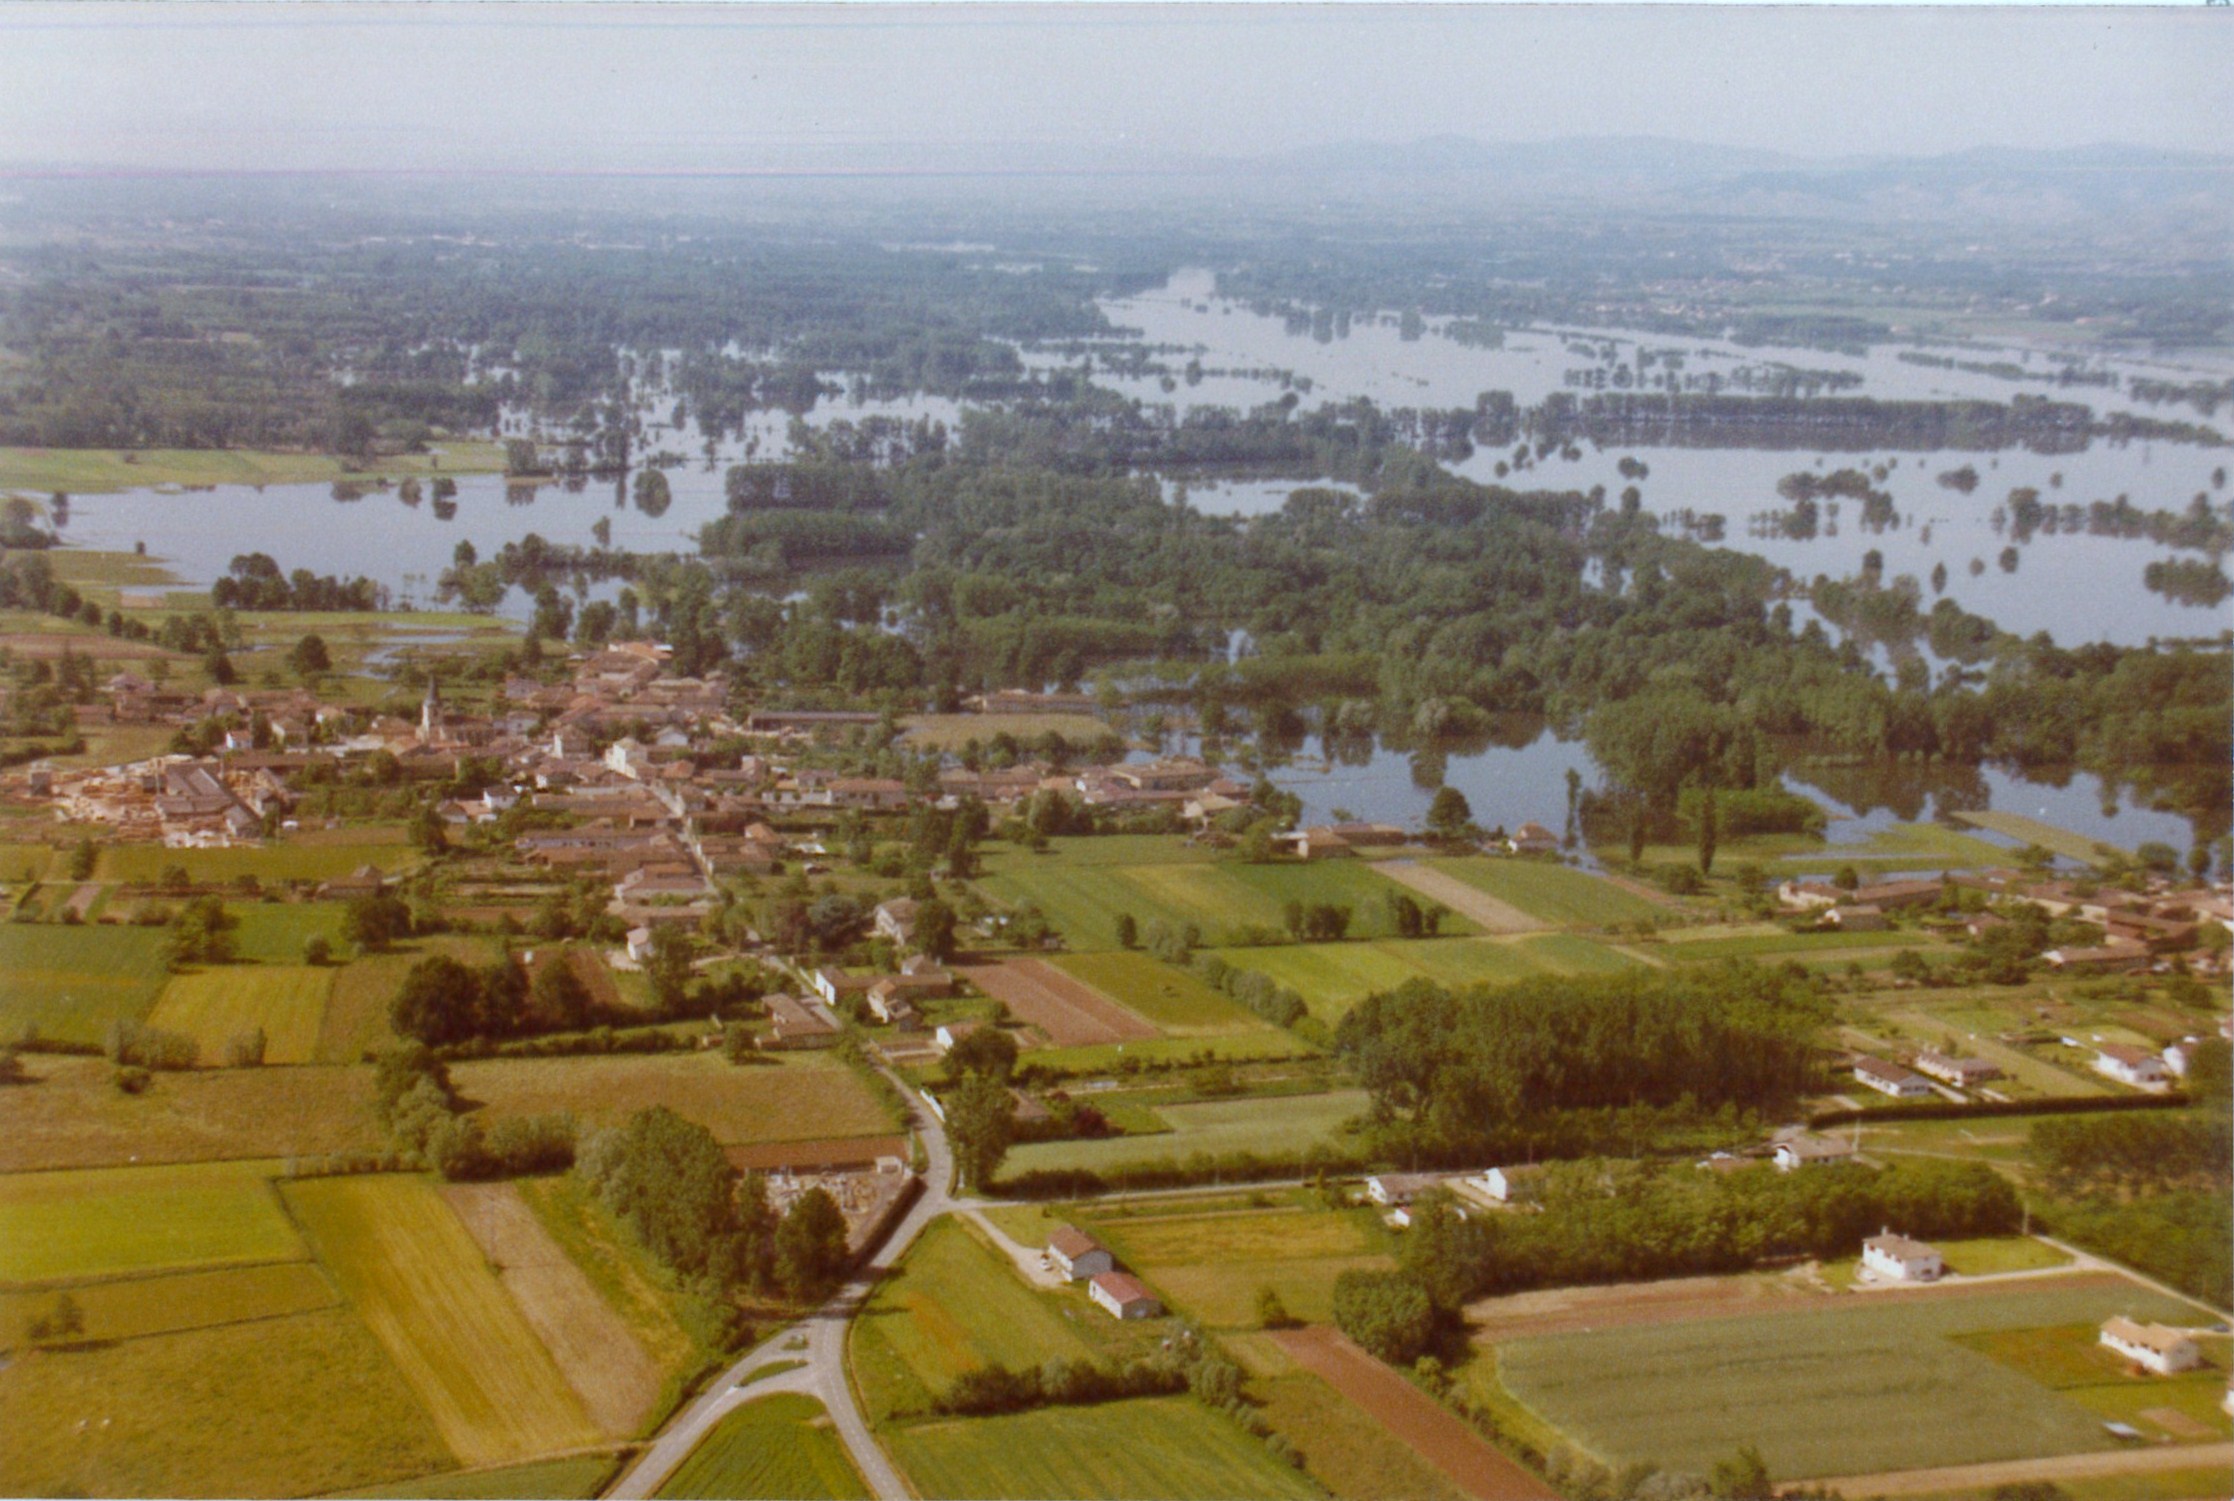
(656, 1394), (870, 1500)
(1083, 1202), (1398, 1328)
(0, 1054), (386, 1172)
(451, 1051), (896, 1146)
(283, 1175), (603, 1467)
(346, 1456), (619, 1500)
(325, 936), (505, 1062)
(1004, 1090), (1368, 1177)
(1422, 858), (1666, 927)
(901, 712), (1108, 749)
(977, 838), (1476, 950)
(0, 1306), (454, 1499)
(1493, 1278), (2211, 1479)
(850, 1217), (1133, 1424)
(0, 440), (507, 494)
(1049, 950), (1274, 1035)
(884, 1395), (1320, 1501)
(229, 901), (353, 964)
(0, 923), (173, 1045)
(95, 841), (424, 886)
(0, 1261), (337, 1344)
(0, 1158), (304, 1284)
(1211, 933), (1641, 1021)
(1234, 1336), (1471, 1501)
(149, 965), (334, 1065)
(517, 1174), (706, 1385)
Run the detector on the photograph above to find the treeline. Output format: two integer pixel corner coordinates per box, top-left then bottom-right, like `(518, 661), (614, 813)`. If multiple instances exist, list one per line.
(2027, 1100), (2231, 1307)
(209, 553), (386, 613)
(1333, 968), (1828, 1164)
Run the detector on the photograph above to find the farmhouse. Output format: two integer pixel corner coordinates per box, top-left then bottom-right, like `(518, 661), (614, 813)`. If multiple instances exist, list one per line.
(1364, 1172), (1447, 1207)
(1046, 1226), (1115, 1281)
(1861, 1231), (1944, 1283)
(874, 898), (920, 946)
(1777, 879), (1843, 911)
(1912, 1050), (2002, 1088)
(1088, 1271), (1162, 1320)
(934, 1020), (984, 1053)
(1853, 1055), (1935, 1099)
(1773, 1132), (1857, 1171)
(2100, 1318), (2201, 1375)
(2093, 1043), (2171, 1090)
(865, 982), (920, 1028)
(1505, 822), (1561, 855)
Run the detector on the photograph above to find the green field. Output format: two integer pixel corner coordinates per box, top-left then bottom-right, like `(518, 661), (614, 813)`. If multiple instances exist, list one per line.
(902, 712), (1108, 749)
(1772, 820), (2012, 872)
(0, 440), (506, 495)
(885, 1395), (1320, 1501)
(1211, 934), (1641, 1020)
(656, 1394), (870, 1500)
(1248, 1359), (1472, 1501)
(1952, 809), (2125, 862)
(325, 936), (504, 1062)
(1084, 1203), (1398, 1328)
(0, 923), (174, 1044)
(0, 1306), (454, 1499)
(1026, 1029), (1322, 1074)
(1495, 1278), (2212, 1479)
(850, 1217), (1124, 1424)
(1423, 858), (1667, 927)
(1958, 1322), (2233, 1442)
(0, 1054), (386, 1172)
(231, 901), (353, 964)
(149, 965), (334, 1065)
(1049, 950), (1275, 1035)
(95, 841), (424, 885)
(0, 1261), (337, 1344)
(517, 1173), (705, 1381)
(345, 1455), (619, 1500)
(451, 1050), (896, 1146)
(1005, 1090), (1367, 1177)
(1653, 925), (1941, 966)
(0, 1158), (304, 1284)
(284, 1175), (602, 1467)
(978, 838), (1475, 950)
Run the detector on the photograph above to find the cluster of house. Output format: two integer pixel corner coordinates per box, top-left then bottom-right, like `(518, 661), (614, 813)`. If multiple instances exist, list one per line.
(1852, 1026), (2224, 1102)
(1043, 1225), (1163, 1320)
(1779, 868), (2232, 975)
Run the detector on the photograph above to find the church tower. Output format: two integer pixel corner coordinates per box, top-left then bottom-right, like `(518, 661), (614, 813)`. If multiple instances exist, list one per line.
(420, 675), (442, 742)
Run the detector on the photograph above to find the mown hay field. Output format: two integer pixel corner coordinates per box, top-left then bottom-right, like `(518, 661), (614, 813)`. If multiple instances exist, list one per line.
(885, 1395), (1321, 1501)
(0, 1158), (304, 1284)
(656, 1394), (870, 1500)
(324, 936), (505, 1062)
(347, 1456), (619, 1500)
(0, 1306), (454, 1499)
(1211, 934), (1640, 1021)
(0, 1054), (385, 1172)
(516, 1173), (706, 1386)
(0, 923), (172, 1045)
(1420, 858), (1666, 928)
(849, 1218), (1127, 1425)
(1005, 1090), (1368, 1178)
(283, 1174), (603, 1467)
(0, 1261), (337, 1344)
(1494, 1277), (2210, 1480)
(978, 839), (1476, 950)
(148, 965), (332, 1065)
(1049, 950), (1272, 1035)
(1248, 1358), (1473, 1501)
(229, 901), (352, 964)
(453, 1049), (893, 1146)
(1085, 1203), (1398, 1329)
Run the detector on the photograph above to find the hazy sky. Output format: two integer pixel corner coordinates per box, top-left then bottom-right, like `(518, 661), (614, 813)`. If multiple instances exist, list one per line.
(0, 4), (2225, 174)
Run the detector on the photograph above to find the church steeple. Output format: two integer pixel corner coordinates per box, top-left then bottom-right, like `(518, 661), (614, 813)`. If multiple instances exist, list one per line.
(420, 675), (442, 740)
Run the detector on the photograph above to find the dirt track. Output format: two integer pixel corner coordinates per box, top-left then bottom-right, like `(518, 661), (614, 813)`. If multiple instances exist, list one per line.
(1271, 1326), (1560, 1500)
(1808, 1440), (2234, 1498)
(1376, 862), (1545, 935)
(960, 959), (1158, 1046)
(442, 1181), (664, 1439)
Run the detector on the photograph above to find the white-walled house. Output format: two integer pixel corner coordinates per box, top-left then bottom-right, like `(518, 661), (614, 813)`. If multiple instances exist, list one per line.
(1046, 1226), (1115, 1282)
(1860, 1231), (1944, 1283)
(1477, 1165), (1547, 1204)
(2100, 1318), (2200, 1375)
(1773, 1133), (1857, 1171)
(1088, 1271), (1162, 1320)
(1853, 1056), (1935, 1099)
(2093, 1043), (2171, 1090)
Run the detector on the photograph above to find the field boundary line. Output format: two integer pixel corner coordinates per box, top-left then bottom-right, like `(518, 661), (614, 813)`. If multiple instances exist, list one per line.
(1806, 1439), (2234, 1498)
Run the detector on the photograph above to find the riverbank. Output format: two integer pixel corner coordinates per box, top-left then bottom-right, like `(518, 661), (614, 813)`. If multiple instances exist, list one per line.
(0, 441), (507, 496)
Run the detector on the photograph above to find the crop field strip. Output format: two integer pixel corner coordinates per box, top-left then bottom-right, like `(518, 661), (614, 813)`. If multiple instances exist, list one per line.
(515, 1174), (705, 1382)
(1210, 934), (1641, 1021)
(283, 1174), (604, 1467)
(0, 1261), (339, 1343)
(654, 1394), (871, 1500)
(1243, 1350), (1474, 1501)
(0, 1157), (307, 1284)
(958, 958), (1158, 1046)
(345, 1455), (621, 1500)
(1004, 1089), (1369, 1175)
(148, 964), (334, 1065)
(1083, 1202), (1400, 1328)
(1490, 1275), (2211, 1480)
(441, 1180), (667, 1439)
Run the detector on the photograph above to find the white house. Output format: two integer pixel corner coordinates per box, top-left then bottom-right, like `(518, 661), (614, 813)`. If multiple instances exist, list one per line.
(1088, 1271), (1162, 1320)
(2093, 1043), (2170, 1090)
(2163, 1040), (2197, 1078)
(934, 1021), (983, 1054)
(2101, 1318), (2200, 1375)
(874, 898), (921, 946)
(1364, 1172), (1446, 1207)
(625, 926), (655, 963)
(1912, 1050), (2001, 1089)
(1477, 1165), (1547, 1204)
(1046, 1226), (1114, 1282)
(1860, 1231), (1944, 1283)
(1853, 1056), (1935, 1099)
(1773, 1133), (1857, 1171)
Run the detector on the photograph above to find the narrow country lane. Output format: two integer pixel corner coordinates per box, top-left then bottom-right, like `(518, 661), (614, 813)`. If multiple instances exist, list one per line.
(606, 1065), (954, 1501)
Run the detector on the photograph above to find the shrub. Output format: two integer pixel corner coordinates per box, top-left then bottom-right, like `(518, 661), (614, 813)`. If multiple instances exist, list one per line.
(113, 1065), (152, 1094)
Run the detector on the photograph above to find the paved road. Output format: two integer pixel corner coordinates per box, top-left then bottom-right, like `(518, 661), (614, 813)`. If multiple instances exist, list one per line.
(607, 1069), (951, 1501)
